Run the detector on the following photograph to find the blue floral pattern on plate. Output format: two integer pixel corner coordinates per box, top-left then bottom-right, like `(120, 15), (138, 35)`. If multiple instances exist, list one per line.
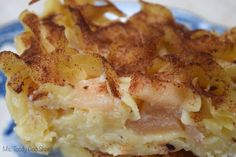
(0, 6), (226, 157)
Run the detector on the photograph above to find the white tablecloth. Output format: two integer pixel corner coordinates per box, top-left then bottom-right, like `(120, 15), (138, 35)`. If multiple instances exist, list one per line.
(0, 0), (236, 27)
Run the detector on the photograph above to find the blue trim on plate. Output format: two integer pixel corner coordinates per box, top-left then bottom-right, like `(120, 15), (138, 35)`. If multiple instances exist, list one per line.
(4, 121), (16, 136)
(0, 72), (6, 96)
(171, 8), (226, 33)
(0, 21), (23, 47)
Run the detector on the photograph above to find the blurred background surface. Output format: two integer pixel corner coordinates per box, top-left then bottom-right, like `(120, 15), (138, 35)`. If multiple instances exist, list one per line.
(0, 0), (235, 27)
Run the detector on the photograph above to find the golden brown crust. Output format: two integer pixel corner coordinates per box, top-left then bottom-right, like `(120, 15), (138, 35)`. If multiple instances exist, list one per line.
(3, 0), (235, 107)
(1, 0), (236, 156)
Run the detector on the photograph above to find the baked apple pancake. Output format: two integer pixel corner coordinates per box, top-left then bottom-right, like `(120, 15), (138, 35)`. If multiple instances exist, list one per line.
(1, 0), (236, 157)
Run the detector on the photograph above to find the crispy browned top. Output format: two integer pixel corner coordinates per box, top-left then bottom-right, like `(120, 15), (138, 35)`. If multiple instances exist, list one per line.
(1, 0), (236, 119)
(1, 0), (236, 156)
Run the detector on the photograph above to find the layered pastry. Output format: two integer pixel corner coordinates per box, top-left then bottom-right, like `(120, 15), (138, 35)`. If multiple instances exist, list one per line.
(1, 0), (236, 157)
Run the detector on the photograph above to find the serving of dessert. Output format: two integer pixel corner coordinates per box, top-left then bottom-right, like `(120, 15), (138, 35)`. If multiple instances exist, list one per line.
(0, 0), (236, 157)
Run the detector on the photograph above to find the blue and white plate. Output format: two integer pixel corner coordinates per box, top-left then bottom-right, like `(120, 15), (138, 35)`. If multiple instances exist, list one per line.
(0, 3), (226, 157)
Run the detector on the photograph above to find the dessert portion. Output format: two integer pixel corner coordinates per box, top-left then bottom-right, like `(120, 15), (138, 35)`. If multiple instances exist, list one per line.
(1, 0), (236, 157)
